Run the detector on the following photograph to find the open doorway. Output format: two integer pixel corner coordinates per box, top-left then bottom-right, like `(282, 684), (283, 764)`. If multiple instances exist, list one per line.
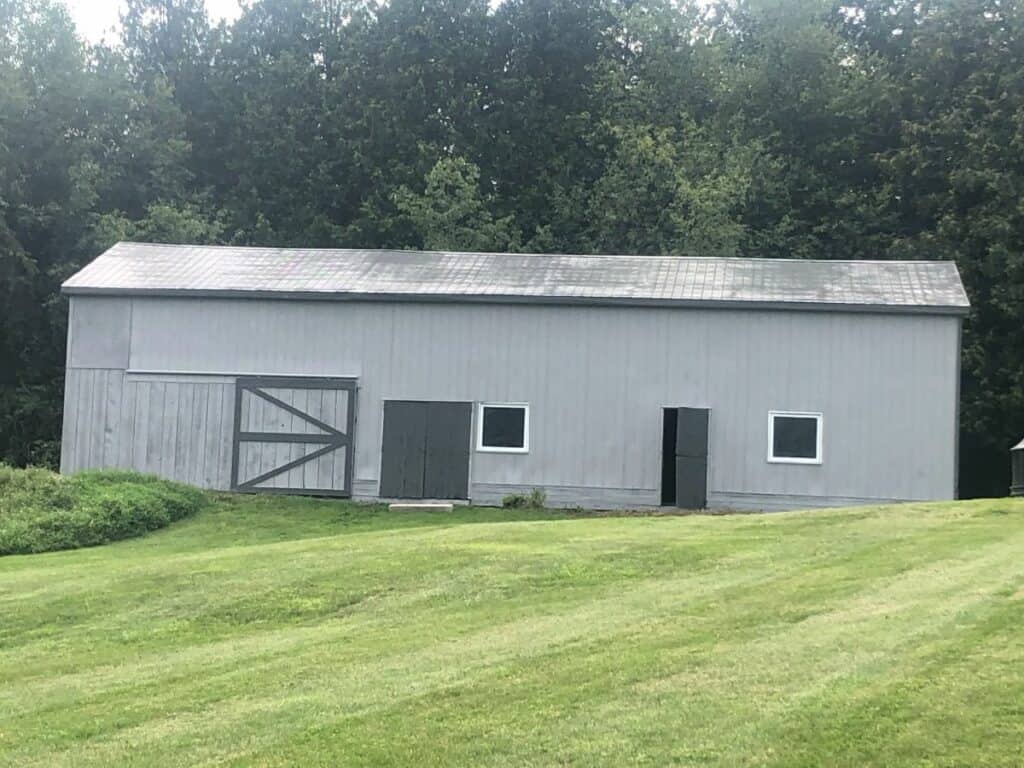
(661, 406), (710, 509)
(661, 408), (678, 505)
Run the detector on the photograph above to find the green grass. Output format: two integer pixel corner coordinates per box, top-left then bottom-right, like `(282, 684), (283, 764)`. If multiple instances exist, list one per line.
(0, 466), (207, 555)
(1, 494), (1023, 766)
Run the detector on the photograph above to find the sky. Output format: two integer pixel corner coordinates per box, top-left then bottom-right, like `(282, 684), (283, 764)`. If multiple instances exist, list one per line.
(64, 0), (244, 44)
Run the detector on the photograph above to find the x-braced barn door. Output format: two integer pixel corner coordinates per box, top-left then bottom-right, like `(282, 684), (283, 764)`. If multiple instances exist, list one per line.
(231, 377), (356, 496)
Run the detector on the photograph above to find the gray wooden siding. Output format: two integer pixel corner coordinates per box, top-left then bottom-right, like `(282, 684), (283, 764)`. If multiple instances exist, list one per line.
(61, 369), (235, 489)
(61, 295), (960, 508)
(66, 296), (131, 370)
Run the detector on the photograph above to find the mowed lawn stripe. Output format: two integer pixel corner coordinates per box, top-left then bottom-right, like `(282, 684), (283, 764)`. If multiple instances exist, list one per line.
(1, 498), (1022, 766)
(1, 506), (976, 702)
(244, 532), (1024, 767)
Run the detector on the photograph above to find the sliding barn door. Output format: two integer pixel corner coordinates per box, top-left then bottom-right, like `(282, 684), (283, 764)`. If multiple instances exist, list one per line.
(231, 377), (356, 496)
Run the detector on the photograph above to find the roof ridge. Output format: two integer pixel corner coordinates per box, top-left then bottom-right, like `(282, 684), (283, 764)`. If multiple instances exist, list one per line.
(111, 242), (955, 266)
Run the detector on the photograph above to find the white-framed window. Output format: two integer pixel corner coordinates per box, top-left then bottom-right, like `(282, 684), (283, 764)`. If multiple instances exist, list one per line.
(768, 411), (823, 465)
(477, 402), (529, 453)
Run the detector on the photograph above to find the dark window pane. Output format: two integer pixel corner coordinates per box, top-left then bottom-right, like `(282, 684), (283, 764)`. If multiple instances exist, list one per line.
(482, 406), (525, 448)
(772, 416), (818, 459)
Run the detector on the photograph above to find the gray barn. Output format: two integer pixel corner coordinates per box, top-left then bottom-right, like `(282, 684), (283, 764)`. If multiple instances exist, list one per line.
(60, 242), (969, 511)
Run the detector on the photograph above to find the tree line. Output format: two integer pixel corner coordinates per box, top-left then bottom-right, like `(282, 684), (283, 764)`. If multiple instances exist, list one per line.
(1, 0), (1021, 496)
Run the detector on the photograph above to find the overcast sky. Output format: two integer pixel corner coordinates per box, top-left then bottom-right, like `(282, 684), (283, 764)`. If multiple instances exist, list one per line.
(64, 0), (244, 44)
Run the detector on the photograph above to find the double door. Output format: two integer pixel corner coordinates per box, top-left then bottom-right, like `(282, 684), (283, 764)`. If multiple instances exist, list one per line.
(380, 400), (472, 499)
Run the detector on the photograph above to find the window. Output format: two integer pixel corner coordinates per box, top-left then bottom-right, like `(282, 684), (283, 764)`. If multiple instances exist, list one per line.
(768, 411), (822, 464)
(477, 403), (529, 453)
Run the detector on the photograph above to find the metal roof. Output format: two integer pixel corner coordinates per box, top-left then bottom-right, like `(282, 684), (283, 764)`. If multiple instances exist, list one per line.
(62, 242), (970, 315)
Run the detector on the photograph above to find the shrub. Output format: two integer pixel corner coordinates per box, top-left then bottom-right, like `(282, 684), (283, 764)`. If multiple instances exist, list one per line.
(0, 465), (207, 555)
(501, 493), (526, 508)
(502, 488), (547, 509)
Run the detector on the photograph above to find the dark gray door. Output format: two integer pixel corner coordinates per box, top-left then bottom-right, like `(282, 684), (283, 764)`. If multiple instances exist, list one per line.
(423, 401), (473, 499)
(675, 407), (709, 509)
(380, 401), (428, 498)
(380, 401), (472, 499)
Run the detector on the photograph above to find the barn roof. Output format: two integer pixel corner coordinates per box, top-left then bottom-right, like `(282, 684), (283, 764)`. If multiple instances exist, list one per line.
(62, 242), (970, 315)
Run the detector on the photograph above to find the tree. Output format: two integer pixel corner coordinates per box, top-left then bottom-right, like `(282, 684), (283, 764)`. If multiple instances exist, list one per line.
(0, 0), (95, 467)
(0, 0), (1022, 496)
(582, 123), (753, 255)
(395, 157), (518, 252)
(841, 0), (1024, 496)
(121, 0), (210, 91)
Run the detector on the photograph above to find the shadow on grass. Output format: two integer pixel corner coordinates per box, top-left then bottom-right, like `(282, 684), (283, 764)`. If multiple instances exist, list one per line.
(214, 493), (606, 529)
(127, 494), (569, 551)
(157, 492), (713, 551)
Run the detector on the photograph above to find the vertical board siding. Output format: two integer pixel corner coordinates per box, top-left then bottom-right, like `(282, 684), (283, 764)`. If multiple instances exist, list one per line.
(63, 294), (961, 506)
(116, 376), (137, 469)
(128, 377), (235, 488)
(60, 368), (235, 489)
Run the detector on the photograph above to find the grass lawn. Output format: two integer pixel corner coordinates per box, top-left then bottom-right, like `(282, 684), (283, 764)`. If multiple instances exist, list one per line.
(1, 495), (1023, 767)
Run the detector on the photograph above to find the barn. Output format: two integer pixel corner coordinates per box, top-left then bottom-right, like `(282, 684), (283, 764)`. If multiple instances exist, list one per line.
(60, 242), (969, 511)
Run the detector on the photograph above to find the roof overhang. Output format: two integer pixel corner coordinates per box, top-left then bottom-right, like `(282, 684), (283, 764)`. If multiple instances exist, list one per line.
(61, 285), (971, 316)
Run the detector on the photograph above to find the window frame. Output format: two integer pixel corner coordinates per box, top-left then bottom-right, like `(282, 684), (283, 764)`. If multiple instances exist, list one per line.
(476, 402), (530, 454)
(767, 410), (823, 465)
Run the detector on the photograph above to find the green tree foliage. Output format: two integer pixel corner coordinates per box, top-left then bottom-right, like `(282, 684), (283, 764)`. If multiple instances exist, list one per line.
(1, 0), (98, 467)
(582, 123), (753, 255)
(0, 0), (1021, 495)
(395, 157), (517, 251)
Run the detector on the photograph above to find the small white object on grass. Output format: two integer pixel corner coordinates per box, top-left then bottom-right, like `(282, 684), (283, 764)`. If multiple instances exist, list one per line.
(388, 502), (455, 512)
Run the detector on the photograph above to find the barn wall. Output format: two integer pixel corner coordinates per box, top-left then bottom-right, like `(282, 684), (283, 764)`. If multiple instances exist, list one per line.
(66, 296), (131, 369)
(60, 368), (236, 489)
(61, 295), (961, 509)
